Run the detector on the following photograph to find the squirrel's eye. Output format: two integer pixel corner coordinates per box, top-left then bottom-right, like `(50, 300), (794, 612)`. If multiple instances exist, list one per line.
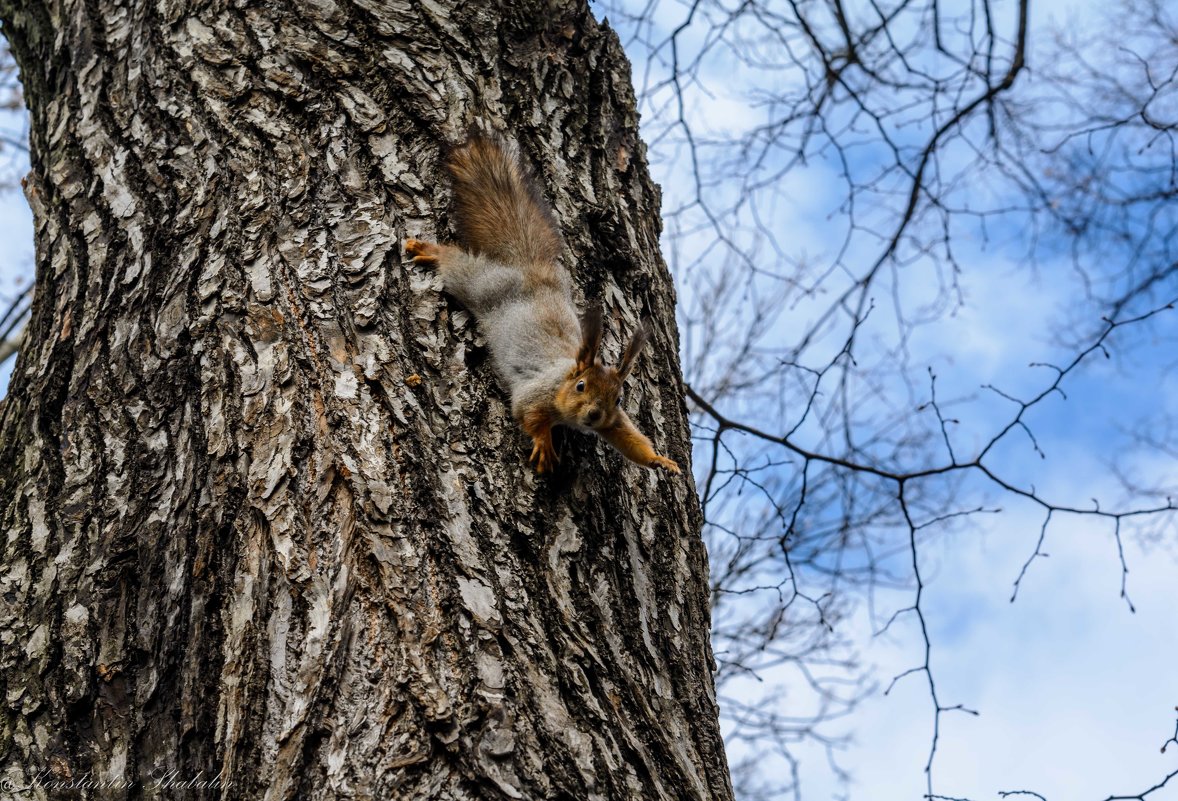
(576, 380), (586, 392)
(615, 396), (622, 407)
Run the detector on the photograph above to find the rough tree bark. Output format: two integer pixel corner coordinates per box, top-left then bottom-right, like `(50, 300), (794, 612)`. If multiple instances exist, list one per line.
(0, 1), (732, 799)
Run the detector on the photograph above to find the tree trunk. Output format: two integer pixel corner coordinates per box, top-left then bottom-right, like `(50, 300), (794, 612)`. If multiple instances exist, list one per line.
(0, 1), (732, 799)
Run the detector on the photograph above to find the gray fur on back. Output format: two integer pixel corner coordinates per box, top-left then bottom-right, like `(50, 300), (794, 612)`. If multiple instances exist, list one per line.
(440, 250), (580, 417)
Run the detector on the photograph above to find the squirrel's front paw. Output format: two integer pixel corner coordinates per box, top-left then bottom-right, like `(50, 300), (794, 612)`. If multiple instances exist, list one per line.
(650, 455), (681, 474)
(405, 238), (441, 265)
(529, 439), (559, 474)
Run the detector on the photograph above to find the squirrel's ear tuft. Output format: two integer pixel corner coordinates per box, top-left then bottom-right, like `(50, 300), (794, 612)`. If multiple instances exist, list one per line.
(618, 318), (650, 380)
(577, 308), (604, 371)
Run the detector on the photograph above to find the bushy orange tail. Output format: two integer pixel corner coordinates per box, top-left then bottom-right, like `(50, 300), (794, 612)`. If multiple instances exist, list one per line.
(447, 137), (562, 267)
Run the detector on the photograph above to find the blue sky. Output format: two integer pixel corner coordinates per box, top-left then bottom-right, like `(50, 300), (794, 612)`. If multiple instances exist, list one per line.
(0, 180), (30, 389)
(600, 0), (1178, 798)
(2, 3), (1177, 799)
(0, 81), (31, 391)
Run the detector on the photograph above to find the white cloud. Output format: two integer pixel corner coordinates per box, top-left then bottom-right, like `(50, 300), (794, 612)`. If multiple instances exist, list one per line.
(781, 503), (1178, 801)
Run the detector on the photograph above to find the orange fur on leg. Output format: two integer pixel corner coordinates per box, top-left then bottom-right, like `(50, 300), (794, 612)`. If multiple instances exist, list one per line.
(521, 407), (559, 474)
(600, 414), (680, 474)
(405, 238), (463, 266)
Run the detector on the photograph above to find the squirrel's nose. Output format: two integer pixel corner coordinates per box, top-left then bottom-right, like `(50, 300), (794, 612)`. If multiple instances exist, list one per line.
(587, 408), (603, 425)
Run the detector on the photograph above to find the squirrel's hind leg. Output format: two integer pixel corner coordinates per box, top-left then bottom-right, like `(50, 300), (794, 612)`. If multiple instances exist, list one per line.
(407, 239), (522, 314)
(405, 238), (462, 267)
(406, 237), (478, 304)
(406, 238), (480, 302)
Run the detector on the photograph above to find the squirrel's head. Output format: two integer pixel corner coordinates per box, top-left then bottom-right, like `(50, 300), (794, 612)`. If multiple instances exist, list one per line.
(555, 309), (649, 431)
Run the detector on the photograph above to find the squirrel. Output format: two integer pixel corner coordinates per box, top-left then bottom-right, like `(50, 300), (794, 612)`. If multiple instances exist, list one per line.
(404, 135), (681, 476)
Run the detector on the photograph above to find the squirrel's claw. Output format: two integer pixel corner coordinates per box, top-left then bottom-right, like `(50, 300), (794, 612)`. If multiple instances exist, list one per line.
(529, 439), (559, 474)
(650, 455), (681, 475)
(405, 238), (440, 265)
